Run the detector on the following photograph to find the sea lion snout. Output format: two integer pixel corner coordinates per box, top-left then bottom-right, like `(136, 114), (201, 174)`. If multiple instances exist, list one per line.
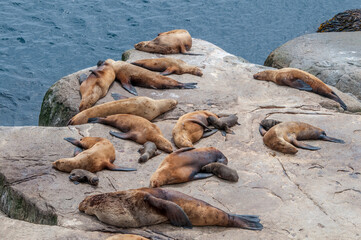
(134, 41), (147, 50)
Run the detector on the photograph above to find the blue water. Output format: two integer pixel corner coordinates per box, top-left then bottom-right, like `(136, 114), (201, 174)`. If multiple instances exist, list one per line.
(0, 0), (360, 126)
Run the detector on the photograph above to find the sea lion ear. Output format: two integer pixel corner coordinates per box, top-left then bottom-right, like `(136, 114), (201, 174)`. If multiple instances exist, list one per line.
(144, 194), (192, 229)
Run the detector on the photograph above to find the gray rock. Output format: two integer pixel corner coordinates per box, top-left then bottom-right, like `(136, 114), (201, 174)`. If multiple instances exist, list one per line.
(265, 32), (361, 101)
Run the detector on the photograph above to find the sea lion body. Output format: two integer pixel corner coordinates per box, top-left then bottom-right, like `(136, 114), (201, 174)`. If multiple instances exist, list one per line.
(131, 58), (203, 76)
(138, 141), (160, 163)
(172, 111), (218, 148)
(89, 114), (173, 153)
(134, 29), (192, 54)
(68, 96), (177, 125)
(69, 169), (99, 186)
(260, 121), (345, 154)
(79, 187), (263, 230)
(207, 114), (239, 135)
(201, 162), (239, 182)
(149, 147), (228, 187)
(106, 234), (149, 240)
(253, 68), (347, 110)
(79, 59), (116, 111)
(112, 61), (197, 96)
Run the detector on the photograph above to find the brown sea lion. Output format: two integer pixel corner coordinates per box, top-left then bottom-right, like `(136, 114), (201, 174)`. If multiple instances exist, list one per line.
(207, 114), (240, 136)
(172, 110), (219, 148)
(68, 96), (178, 125)
(106, 234), (149, 240)
(53, 137), (137, 172)
(79, 59), (116, 112)
(88, 114), (173, 153)
(79, 187), (263, 230)
(69, 169), (99, 186)
(259, 120), (345, 154)
(150, 147), (231, 187)
(201, 162), (239, 182)
(112, 60), (197, 96)
(131, 58), (203, 76)
(134, 29), (200, 55)
(253, 68), (347, 110)
(138, 141), (161, 163)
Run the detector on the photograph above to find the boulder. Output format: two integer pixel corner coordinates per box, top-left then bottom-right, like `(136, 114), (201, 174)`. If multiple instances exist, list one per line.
(264, 32), (361, 101)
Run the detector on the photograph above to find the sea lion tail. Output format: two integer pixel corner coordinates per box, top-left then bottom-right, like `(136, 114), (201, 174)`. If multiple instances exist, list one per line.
(330, 91), (347, 110)
(182, 82), (198, 89)
(229, 214), (263, 230)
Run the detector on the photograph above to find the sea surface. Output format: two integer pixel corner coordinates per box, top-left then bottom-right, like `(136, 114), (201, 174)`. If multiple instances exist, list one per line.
(0, 0), (360, 126)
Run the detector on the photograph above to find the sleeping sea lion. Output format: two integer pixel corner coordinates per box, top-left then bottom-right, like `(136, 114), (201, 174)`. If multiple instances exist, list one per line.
(112, 60), (197, 96)
(138, 141), (161, 163)
(207, 114), (240, 136)
(69, 169), (99, 186)
(150, 147), (238, 187)
(172, 110), (219, 148)
(79, 59), (116, 112)
(134, 29), (200, 55)
(131, 58), (203, 76)
(53, 137), (137, 172)
(106, 234), (149, 240)
(79, 187), (263, 230)
(259, 120), (345, 154)
(68, 96), (177, 125)
(253, 68), (347, 110)
(88, 114), (173, 153)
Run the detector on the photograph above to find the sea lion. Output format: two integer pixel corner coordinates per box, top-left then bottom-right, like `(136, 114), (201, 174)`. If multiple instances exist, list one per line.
(172, 110), (219, 148)
(52, 137), (137, 173)
(112, 60), (197, 96)
(253, 68), (347, 110)
(79, 59), (116, 112)
(67, 96), (178, 125)
(207, 114), (240, 136)
(79, 187), (263, 230)
(149, 147), (233, 187)
(201, 162), (239, 182)
(131, 58), (203, 76)
(138, 141), (161, 163)
(88, 114), (173, 153)
(69, 169), (99, 186)
(259, 120), (345, 154)
(106, 234), (149, 240)
(134, 29), (199, 55)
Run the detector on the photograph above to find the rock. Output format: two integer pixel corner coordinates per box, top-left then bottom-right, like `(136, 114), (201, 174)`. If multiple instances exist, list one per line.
(264, 32), (361, 102)
(4, 39), (361, 239)
(317, 9), (361, 32)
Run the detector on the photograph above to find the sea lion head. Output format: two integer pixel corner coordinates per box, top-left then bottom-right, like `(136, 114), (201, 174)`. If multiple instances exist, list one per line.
(134, 41), (149, 51)
(192, 67), (203, 77)
(253, 70), (273, 81)
(159, 99), (178, 112)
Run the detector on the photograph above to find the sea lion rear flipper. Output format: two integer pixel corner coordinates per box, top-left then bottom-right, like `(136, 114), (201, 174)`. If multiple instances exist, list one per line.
(116, 73), (138, 96)
(290, 138), (321, 151)
(319, 134), (345, 144)
(221, 130), (227, 137)
(202, 129), (218, 138)
(111, 93), (128, 100)
(330, 91), (348, 110)
(144, 194), (192, 229)
(78, 73), (88, 85)
(191, 173), (213, 180)
(109, 131), (133, 140)
(172, 147), (195, 154)
(230, 214), (263, 230)
(64, 137), (82, 148)
(72, 181), (80, 185)
(73, 147), (83, 156)
(106, 162), (137, 171)
(182, 82), (198, 89)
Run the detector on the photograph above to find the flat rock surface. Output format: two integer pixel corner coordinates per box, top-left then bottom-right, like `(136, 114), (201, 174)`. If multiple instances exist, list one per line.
(2, 39), (361, 239)
(264, 32), (361, 101)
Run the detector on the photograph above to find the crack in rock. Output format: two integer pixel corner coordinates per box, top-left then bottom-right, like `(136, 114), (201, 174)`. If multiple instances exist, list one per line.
(7, 173), (55, 186)
(251, 187), (284, 202)
(334, 188), (361, 194)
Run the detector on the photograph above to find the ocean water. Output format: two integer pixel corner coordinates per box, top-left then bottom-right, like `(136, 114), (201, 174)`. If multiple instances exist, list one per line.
(0, 0), (360, 126)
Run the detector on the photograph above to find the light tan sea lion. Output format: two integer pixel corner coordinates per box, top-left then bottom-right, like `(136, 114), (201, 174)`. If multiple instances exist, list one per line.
(253, 68), (347, 110)
(79, 59), (116, 112)
(53, 137), (137, 172)
(79, 187), (263, 230)
(134, 29), (199, 55)
(150, 147), (235, 187)
(106, 234), (149, 240)
(131, 58), (203, 76)
(172, 110), (218, 148)
(259, 120), (345, 154)
(88, 114), (173, 153)
(111, 60), (197, 96)
(68, 96), (177, 125)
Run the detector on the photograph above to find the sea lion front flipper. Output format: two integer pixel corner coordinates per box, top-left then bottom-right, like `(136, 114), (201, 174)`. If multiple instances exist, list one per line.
(111, 93), (128, 100)
(185, 119), (212, 130)
(109, 131), (133, 140)
(78, 73), (88, 85)
(259, 125), (267, 136)
(106, 162), (137, 171)
(64, 137), (82, 148)
(290, 138), (321, 151)
(172, 147), (195, 154)
(161, 67), (176, 76)
(72, 181), (80, 185)
(202, 129), (218, 138)
(117, 72), (138, 96)
(191, 173), (213, 180)
(292, 79), (313, 91)
(319, 134), (345, 144)
(73, 146), (83, 156)
(144, 194), (193, 229)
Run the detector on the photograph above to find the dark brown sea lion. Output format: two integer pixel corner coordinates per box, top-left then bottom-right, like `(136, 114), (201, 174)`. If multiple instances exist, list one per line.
(131, 58), (203, 76)
(134, 29), (200, 55)
(259, 120), (345, 154)
(138, 141), (161, 163)
(207, 114), (240, 136)
(201, 162), (239, 182)
(53, 137), (137, 172)
(79, 59), (116, 112)
(88, 114), (173, 153)
(172, 110), (219, 148)
(112, 60), (197, 96)
(68, 96), (178, 125)
(78, 187), (263, 230)
(69, 169), (99, 186)
(253, 68), (347, 110)
(106, 234), (149, 240)
(150, 147), (232, 187)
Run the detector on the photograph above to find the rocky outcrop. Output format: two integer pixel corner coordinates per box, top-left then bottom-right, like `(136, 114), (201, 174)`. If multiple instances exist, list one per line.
(317, 9), (361, 32)
(264, 32), (361, 101)
(3, 39), (361, 239)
